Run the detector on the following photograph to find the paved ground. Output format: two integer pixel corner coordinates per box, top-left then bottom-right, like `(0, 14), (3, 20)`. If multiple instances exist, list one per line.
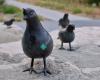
(0, 27), (100, 80)
(15, 19), (100, 32)
(1, 1), (100, 80)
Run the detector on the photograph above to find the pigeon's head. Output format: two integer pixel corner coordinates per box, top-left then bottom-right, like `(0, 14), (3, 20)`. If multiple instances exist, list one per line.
(63, 13), (68, 20)
(66, 24), (75, 32)
(23, 8), (36, 20)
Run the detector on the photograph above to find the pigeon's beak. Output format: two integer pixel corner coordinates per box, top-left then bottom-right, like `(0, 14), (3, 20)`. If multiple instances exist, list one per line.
(23, 8), (26, 15)
(23, 8), (28, 20)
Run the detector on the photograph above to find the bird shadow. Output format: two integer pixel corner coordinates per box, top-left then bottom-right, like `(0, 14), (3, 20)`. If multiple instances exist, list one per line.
(67, 48), (75, 51)
(59, 47), (66, 50)
(98, 45), (100, 47)
(58, 46), (80, 51)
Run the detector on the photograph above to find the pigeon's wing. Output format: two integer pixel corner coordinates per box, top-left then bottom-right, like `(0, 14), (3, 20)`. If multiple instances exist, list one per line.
(30, 35), (36, 44)
(58, 19), (62, 25)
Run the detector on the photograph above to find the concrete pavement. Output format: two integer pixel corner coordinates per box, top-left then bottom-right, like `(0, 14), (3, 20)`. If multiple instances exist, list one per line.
(1, 1), (100, 79)
(0, 26), (100, 80)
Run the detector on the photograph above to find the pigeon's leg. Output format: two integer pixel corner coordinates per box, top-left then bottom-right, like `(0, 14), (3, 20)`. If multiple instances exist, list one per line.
(23, 58), (37, 74)
(57, 36), (59, 39)
(69, 42), (72, 51)
(39, 58), (51, 76)
(43, 58), (51, 76)
(59, 41), (65, 49)
(7, 26), (12, 29)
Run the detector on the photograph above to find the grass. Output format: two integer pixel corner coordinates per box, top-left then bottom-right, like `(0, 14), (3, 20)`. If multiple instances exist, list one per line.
(35, 0), (67, 10)
(0, 5), (45, 22)
(19, 0), (100, 19)
(0, 5), (23, 21)
(0, 0), (5, 5)
(0, 5), (22, 14)
(72, 8), (82, 14)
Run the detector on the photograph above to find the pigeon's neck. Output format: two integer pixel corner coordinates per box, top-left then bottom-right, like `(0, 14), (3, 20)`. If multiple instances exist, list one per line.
(63, 18), (68, 21)
(66, 29), (73, 32)
(26, 18), (42, 31)
(11, 20), (14, 22)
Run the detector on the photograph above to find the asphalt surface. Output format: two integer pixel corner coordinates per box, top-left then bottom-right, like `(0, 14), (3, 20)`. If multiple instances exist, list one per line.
(6, 0), (100, 32)
(6, 0), (91, 21)
(15, 19), (100, 32)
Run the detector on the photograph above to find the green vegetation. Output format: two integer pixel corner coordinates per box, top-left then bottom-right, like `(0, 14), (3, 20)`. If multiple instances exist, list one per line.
(0, 0), (23, 21)
(0, 5), (22, 14)
(0, 5), (23, 21)
(83, 7), (93, 14)
(72, 8), (82, 14)
(35, 0), (67, 11)
(19, 0), (100, 18)
(87, 0), (100, 6)
(0, 0), (45, 21)
(0, 0), (5, 5)
(0, 5), (44, 21)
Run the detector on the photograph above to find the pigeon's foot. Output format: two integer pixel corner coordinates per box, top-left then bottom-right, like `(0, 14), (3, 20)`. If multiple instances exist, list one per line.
(57, 36), (60, 39)
(59, 47), (66, 50)
(39, 69), (51, 76)
(23, 68), (37, 74)
(67, 48), (74, 51)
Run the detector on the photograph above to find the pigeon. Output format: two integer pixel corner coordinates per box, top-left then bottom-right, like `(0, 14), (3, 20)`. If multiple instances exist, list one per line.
(4, 19), (15, 28)
(22, 8), (53, 76)
(59, 24), (75, 51)
(59, 13), (70, 29)
(57, 13), (70, 39)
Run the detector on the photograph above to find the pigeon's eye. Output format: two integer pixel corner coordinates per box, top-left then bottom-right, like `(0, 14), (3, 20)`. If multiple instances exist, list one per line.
(30, 12), (33, 15)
